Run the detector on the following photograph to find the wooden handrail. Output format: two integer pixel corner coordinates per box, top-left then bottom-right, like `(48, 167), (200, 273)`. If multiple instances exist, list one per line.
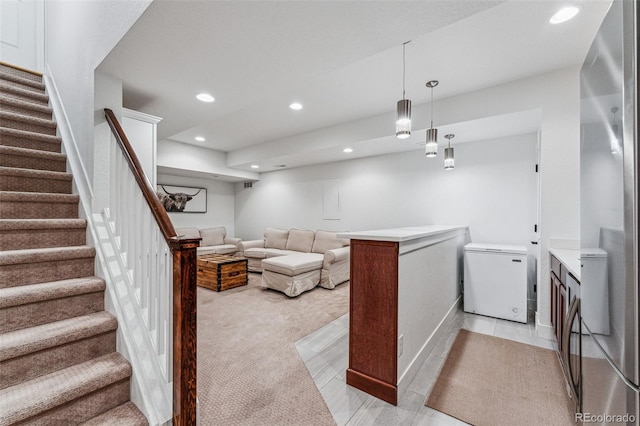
(104, 108), (177, 242)
(104, 108), (198, 425)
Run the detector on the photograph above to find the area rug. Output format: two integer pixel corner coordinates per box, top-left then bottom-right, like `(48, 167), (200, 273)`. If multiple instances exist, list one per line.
(197, 273), (349, 426)
(426, 329), (574, 426)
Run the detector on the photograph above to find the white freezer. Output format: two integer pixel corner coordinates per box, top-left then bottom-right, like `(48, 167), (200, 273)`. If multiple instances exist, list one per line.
(463, 243), (528, 323)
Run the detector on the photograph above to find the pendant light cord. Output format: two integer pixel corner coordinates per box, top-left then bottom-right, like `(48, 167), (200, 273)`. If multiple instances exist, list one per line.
(402, 41), (410, 100)
(430, 86), (434, 128)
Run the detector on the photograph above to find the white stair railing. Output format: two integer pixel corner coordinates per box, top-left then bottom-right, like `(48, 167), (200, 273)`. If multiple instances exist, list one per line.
(103, 109), (199, 426)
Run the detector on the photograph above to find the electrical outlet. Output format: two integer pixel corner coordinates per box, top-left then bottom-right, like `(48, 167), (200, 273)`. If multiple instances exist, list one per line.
(398, 334), (404, 357)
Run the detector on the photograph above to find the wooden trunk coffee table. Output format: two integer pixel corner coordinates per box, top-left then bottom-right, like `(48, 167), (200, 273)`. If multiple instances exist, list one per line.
(197, 254), (248, 292)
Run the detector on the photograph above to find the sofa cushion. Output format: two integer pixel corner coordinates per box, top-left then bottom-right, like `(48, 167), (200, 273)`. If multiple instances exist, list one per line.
(244, 248), (268, 259)
(285, 229), (315, 253)
(175, 227), (201, 239)
(311, 230), (350, 254)
(244, 248), (295, 259)
(264, 228), (289, 249)
(200, 227), (226, 246)
(198, 244), (237, 255)
(265, 248), (299, 257)
(262, 253), (324, 276)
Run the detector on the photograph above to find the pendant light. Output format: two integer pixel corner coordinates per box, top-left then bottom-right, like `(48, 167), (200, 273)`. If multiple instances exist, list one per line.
(444, 134), (455, 170)
(396, 41), (412, 139)
(425, 80), (439, 157)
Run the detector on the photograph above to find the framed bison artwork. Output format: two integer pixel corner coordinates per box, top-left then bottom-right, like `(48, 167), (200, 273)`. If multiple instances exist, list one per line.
(156, 184), (207, 213)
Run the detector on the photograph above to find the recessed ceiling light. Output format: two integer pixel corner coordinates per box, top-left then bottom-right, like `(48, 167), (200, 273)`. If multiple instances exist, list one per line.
(549, 6), (581, 24)
(343, 148), (353, 153)
(196, 93), (215, 103)
(195, 136), (205, 142)
(250, 164), (260, 169)
(289, 102), (303, 111)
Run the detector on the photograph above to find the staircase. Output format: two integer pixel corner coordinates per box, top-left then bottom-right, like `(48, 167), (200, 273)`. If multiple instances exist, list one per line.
(0, 63), (148, 425)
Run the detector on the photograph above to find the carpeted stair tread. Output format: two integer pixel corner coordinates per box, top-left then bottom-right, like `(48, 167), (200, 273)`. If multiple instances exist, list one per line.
(0, 110), (57, 135)
(0, 95), (52, 120)
(80, 401), (148, 426)
(0, 126), (61, 147)
(0, 218), (85, 231)
(0, 276), (104, 309)
(0, 81), (49, 105)
(0, 352), (131, 425)
(0, 146), (66, 172)
(0, 166), (71, 180)
(0, 168), (73, 195)
(0, 311), (117, 361)
(0, 145), (65, 161)
(0, 191), (79, 218)
(0, 245), (95, 266)
(0, 71), (45, 92)
(0, 62), (43, 84)
(0, 218), (86, 250)
(0, 190), (77, 203)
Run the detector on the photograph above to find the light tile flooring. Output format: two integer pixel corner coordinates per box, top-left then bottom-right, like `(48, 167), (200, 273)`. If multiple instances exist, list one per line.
(295, 308), (559, 425)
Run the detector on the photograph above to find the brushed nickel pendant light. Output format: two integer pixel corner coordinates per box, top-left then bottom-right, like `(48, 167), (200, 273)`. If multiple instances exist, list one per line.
(425, 80), (439, 157)
(396, 41), (412, 139)
(444, 134), (455, 170)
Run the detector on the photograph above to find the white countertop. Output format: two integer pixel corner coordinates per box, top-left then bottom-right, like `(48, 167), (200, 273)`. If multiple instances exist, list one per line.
(337, 225), (467, 242)
(549, 248), (581, 280)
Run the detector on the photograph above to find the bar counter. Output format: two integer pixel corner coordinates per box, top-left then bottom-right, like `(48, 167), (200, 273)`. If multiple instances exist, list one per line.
(338, 225), (469, 404)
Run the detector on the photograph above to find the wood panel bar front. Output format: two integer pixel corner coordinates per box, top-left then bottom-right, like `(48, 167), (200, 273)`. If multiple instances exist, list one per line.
(347, 239), (399, 405)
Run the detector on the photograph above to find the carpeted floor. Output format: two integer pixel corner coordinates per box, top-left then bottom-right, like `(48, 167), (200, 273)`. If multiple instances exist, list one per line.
(197, 273), (349, 426)
(426, 329), (574, 426)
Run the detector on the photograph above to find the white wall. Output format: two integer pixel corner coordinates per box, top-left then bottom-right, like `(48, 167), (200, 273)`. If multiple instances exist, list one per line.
(158, 139), (259, 181)
(536, 67), (581, 330)
(44, 0), (152, 187)
(235, 133), (537, 247)
(158, 173), (236, 237)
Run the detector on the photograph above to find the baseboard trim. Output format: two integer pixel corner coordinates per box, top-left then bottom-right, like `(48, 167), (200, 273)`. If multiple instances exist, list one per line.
(346, 368), (397, 405)
(397, 295), (461, 397)
(535, 311), (554, 340)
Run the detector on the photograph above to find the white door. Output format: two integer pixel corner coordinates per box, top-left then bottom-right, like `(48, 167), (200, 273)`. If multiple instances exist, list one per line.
(0, 0), (44, 72)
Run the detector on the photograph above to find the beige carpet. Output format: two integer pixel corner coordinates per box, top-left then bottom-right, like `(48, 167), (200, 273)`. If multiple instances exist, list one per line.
(426, 329), (574, 426)
(197, 273), (349, 426)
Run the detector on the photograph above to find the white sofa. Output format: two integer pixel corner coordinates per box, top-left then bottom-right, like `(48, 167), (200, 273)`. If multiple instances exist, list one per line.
(238, 228), (350, 297)
(175, 226), (241, 256)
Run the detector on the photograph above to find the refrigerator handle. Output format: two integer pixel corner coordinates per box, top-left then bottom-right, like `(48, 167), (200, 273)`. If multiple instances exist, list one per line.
(582, 321), (640, 393)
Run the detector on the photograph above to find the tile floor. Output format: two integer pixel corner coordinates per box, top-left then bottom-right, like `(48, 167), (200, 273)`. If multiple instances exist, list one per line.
(295, 308), (559, 425)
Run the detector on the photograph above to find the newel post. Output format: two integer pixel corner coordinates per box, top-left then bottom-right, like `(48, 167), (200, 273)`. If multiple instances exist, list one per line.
(170, 236), (201, 426)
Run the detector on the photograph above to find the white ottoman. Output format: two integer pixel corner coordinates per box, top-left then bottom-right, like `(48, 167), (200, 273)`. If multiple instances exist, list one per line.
(261, 253), (324, 297)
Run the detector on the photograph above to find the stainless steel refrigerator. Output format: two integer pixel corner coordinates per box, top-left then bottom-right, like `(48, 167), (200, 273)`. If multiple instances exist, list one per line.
(580, 0), (639, 423)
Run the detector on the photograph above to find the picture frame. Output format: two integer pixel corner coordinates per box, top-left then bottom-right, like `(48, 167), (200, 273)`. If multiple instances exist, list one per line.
(156, 184), (207, 213)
